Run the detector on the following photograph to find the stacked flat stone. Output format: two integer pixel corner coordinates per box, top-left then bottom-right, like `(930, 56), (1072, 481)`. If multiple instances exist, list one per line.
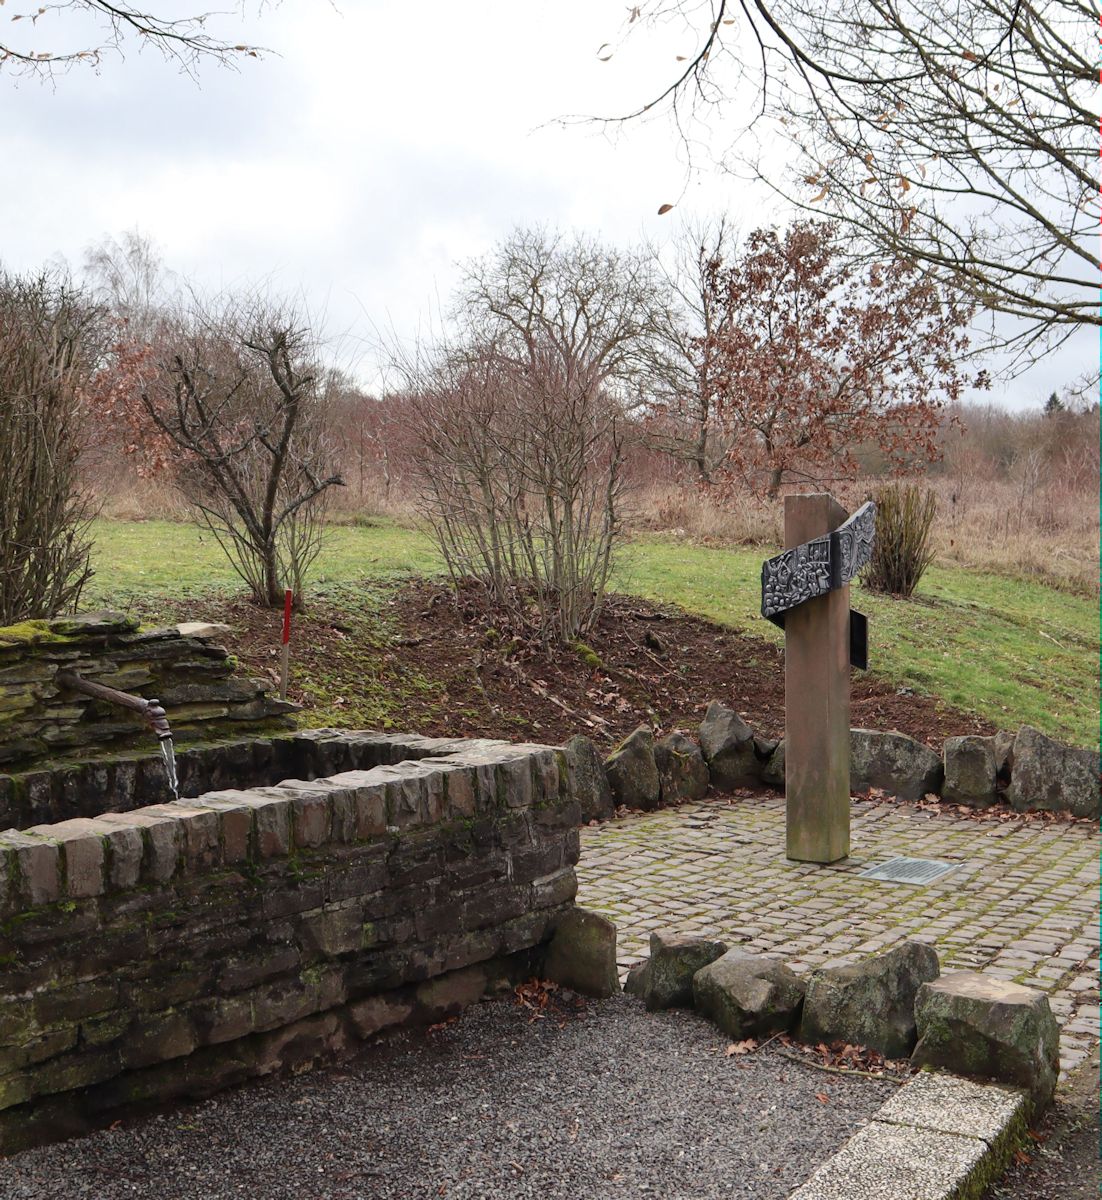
(0, 611), (294, 771)
(0, 732), (585, 1151)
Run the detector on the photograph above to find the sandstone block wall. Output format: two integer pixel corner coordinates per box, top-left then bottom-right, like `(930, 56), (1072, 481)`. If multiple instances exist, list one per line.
(0, 611), (294, 770)
(0, 734), (581, 1150)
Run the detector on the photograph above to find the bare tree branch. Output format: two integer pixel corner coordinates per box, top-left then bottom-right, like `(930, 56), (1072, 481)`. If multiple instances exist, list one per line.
(0, 1), (268, 79)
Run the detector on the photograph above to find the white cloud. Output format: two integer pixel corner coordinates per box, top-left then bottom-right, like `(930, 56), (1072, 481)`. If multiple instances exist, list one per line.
(0, 0), (1087, 406)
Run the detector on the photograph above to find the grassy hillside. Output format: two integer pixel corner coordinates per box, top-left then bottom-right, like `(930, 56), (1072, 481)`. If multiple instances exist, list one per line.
(86, 518), (1097, 746)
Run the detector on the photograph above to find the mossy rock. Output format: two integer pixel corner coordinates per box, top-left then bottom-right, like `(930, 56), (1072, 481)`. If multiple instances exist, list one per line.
(0, 622), (66, 648)
(543, 907), (620, 998)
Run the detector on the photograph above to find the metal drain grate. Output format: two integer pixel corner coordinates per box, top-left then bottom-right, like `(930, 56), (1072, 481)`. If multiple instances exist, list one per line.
(856, 856), (959, 885)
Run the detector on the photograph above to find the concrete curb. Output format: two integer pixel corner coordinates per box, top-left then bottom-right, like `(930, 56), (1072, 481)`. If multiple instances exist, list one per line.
(788, 1071), (1030, 1200)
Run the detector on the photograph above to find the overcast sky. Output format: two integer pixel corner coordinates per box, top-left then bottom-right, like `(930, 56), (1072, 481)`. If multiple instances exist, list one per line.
(2, 1), (1088, 407)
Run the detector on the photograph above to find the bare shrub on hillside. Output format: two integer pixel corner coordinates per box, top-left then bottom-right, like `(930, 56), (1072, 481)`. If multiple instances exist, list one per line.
(0, 270), (106, 623)
(139, 297), (343, 607)
(410, 347), (626, 645)
(400, 230), (666, 644)
(865, 483), (937, 597)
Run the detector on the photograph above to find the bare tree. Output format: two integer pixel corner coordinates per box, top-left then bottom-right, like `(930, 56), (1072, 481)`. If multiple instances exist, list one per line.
(0, 270), (106, 623)
(82, 229), (176, 342)
(1, 1), (265, 78)
(596, 0), (1096, 361)
(139, 296), (343, 607)
(642, 215), (740, 482)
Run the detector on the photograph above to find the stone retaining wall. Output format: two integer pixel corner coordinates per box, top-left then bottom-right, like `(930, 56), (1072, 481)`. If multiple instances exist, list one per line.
(0, 611), (293, 770)
(0, 733), (581, 1150)
(597, 705), (1099, 820)
(0, 726), (488, 833)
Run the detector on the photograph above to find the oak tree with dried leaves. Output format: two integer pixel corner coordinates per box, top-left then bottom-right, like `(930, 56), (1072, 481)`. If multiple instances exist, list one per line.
(699, 221), (980, 497)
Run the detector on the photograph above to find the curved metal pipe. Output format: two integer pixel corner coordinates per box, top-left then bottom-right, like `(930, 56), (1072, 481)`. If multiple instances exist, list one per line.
(55, 670), (171, 738)
(55, 669), (178, 797)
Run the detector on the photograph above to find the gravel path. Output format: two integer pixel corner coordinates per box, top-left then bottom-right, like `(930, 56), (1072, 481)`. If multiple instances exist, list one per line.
(0, 995), (895, 1200)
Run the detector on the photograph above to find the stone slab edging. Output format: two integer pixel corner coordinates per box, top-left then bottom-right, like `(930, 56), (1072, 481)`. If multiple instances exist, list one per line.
(787, 1072), (1029, 1200)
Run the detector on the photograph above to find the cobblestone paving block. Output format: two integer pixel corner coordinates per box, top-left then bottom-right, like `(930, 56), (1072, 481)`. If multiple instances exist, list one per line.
(578, 796), (1099, 1076)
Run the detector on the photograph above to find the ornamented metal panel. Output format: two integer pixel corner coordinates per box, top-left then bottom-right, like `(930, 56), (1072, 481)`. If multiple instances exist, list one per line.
(833, 502), (877, 587)
(760, 500), (876, 670)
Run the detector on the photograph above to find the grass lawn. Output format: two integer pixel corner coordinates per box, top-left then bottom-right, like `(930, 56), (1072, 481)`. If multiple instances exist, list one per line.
(87, 518), (1098, 747)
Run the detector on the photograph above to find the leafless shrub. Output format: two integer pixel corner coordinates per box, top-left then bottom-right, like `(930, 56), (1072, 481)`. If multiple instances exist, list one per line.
(398, 230), (665, 644)
(0, 270), (105, 623)
(409, 346), (626, 645)
(139, 296), (343, 607)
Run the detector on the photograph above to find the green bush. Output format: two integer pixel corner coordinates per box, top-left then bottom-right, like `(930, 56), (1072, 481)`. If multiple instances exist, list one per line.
(865, 483), (937, 597)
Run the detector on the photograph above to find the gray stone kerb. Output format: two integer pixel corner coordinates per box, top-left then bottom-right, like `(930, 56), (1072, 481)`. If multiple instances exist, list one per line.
(788, 1071), (1029, 1200)
(0, 732), (571, 914)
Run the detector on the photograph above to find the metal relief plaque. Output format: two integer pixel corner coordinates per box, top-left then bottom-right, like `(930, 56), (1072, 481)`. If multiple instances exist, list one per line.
(834, 502), (876, 586)
(760, 500), (876, 670)
(761, 534), (833, 621)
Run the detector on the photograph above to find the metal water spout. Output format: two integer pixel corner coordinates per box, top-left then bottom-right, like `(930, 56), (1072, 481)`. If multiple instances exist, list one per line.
(56, 670), (179, 798)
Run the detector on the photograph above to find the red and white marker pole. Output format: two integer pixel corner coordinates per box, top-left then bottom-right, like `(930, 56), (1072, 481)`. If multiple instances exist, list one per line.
(279, 588), (293, 701)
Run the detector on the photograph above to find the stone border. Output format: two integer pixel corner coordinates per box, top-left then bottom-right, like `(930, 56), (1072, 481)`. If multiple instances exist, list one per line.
(0, 732), (568, 910)
(595, 705), (1099, 819)
(788, 1072), (1030, 1200)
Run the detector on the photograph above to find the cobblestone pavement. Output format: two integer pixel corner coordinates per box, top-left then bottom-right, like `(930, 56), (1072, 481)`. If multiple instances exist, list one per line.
(577, 796), (1099, 1076)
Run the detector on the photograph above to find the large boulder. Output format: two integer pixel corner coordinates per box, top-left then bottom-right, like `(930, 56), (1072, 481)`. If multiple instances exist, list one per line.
(799, 940), (940, 1058)
(699, 702), (760, 791)
(850, 729), (943, 801)
(912, 972), (1061, 1113)
(565, 734), (615, 823)
(654, 733), (710, 805)
(692, 949), (805, 1039)
(542, 907), (620, 999)
(1005, 725), (1099, 818)
(604, 726), (660, 811)
(641, 931), (727, 1011)
(942, 736), (998, 808)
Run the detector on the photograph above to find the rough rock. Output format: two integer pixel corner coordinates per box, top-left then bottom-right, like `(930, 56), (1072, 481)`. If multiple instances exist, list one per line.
(542, 907), (620, 999)
(692, 948), (805, 1039)
(603, 727), (660, 811)
(761, 740), (785, 789)
(1005, 725), (1099, 818)
(799, 940), (941, 1058)
(698, 702), (760, 791)
(850, 729), (943, 801)
(624, 959), (650, 998)
(912, 971), (1061, 1112)
(992, 730), (1015, 781)
(174, 622), (232, 641)
(565, 735), (615, 823)
(641, 931), (727, 1011)
(942, 735), (998, 808)
(654, 733), (710, 805)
